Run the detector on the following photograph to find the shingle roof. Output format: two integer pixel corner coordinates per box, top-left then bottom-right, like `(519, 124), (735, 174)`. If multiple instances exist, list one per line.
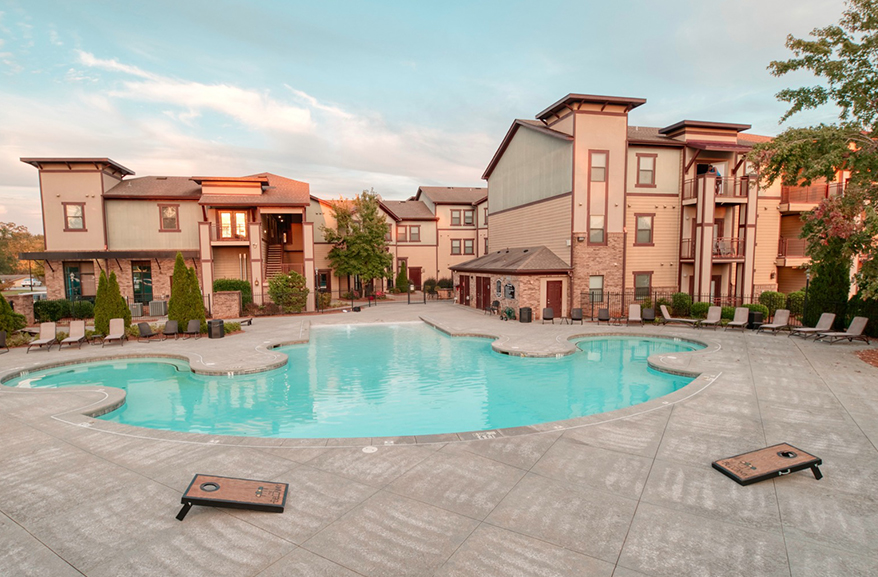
(417, 186), (486, 205)
(249, 173), (311, 204)
(627, 126), (684, 146)
(450, 246), (570, 274)
(738, 133), (773, 145)
(104, 176), (201, 199)
(381, 200), (436, 220)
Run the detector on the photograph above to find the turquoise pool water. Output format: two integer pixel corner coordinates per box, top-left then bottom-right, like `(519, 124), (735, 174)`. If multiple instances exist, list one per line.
(5, 323), (703, 438)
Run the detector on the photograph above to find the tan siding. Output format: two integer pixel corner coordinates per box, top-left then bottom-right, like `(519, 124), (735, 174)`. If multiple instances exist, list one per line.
(626, 147), (681, 195)
(213, 247), (249, 280)
(625, 197), (680, 289)
(572, 113), (628, 233)
(488, 195), (571, 264)
(40, 171), (105, 251)
(489, 127), (572, 213)
(106, 200), (200, 250)
(777, 267), (806, 294)
(754, 197), (781, 285)
(780, 215), (804, 238)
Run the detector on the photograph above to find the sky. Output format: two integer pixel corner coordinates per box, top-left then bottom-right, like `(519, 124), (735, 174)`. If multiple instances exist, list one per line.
(0, 0), (849, 233)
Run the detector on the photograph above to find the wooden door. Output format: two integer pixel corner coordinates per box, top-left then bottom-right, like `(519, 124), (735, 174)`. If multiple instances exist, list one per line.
(459, 275), (470, 306)
(476, 277), (490, 310)
(546, 280), (562, 317)
(710, 275), (722, 303)
(409, 267), (422, 290)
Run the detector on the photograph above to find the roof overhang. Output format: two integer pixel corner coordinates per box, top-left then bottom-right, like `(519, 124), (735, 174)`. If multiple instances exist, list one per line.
(659, 120), (752, 136)
(536, 93), (646, 121)
(20, 250), (199, 261)
(482, 120), (573, 180)
(191, 176), (270, 185)
(20, 157), (135, 176)
(450, 265), (571, 275)
(686, 140), (753, 153)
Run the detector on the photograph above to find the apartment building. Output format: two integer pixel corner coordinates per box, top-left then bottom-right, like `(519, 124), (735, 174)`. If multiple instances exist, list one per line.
(19, 157), (485, 310)
(452, 93), (808, 319)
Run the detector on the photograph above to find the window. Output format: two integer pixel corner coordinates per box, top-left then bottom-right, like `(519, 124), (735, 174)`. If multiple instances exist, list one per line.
(385, 224), (392, 241)
(159, 205), (179, 232)
(219, 211), (248, 239)
(496, 280), (502, 297)
(63, 203), (85, 231)
(589, 276), (604, 303)
(484, 237), (488, 254)
(589, 215), (605, 244)
(634, 273), (652, 300)
(463, 210), (474, 225)
(397, 226), (407, 242)
(483, 208), (488, 225)
(590, 151), (607, 182)
(451, 239), (461, 255)
(451, 210), (461, 226)
(636, 154), (656, 187)
(409, 226), (420, 242)
(635, 215), (654, 245)
(463, 239), (474, 255)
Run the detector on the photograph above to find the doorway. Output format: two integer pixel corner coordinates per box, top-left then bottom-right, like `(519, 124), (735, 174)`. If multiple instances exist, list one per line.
(458, 275), (470, 306)
(132, 261), (153, 305)
(546, 280), (562, 316)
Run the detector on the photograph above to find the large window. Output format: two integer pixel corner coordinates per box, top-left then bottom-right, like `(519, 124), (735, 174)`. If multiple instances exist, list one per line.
(63, 203), (85, 231)
(463, 239), (474, 255)
(634, 272), (652, 300)
(451, 239), (461, 255)
(219, 211), (248, 239)
(451, 210), (461, 226)
(397, 226), (407, 242)
(159, 204), (179, 232)
(636, 154), (656, 187)
(463, 210), (474, 226)
(635, 215), (654, 245)
(589, 275), (604, 303)
(589, 215), (605, 244)
(590, 151), (607, 182)
(385, 223), (392, 241)
(409, 226), (420, 242)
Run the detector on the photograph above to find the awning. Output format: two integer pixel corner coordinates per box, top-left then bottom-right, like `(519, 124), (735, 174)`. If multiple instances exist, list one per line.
(686, 140), (752, 153)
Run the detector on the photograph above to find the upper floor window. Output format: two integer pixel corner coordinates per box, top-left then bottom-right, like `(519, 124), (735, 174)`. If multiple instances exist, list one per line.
(483, 208), (488, 225)
(451, 210), (461, 226)
(63, 203), (85, 231)
(159, 205), (179, 232)
(463, 210), (474, 226)
(636, 154), (656, 187)
(589, 215), (605, 244)
(385, 223), (392, 241)
(484, 237), (488, 254)
(397, 225), (407, 242)
(219, 210), (248, 239)
(463, 239), (474, 255)
(590, 151), (607, 182)
(409, 226), (420, 242)
(451, 239), (461, 255)
(635, 215), (654, 245)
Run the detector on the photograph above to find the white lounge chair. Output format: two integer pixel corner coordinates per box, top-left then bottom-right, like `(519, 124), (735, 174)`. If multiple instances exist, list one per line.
(60, 320), (87, 349)
(699, 306), (722, 330)
(627, 304), (643, 326)
(815, 316), (870, 344)
(103, 318), (127, 347)
(789, 313), (836, 339)
(27, 322), (58, 353)
(660, 305), (699, 327)
(725, 307), (749, 331)
(758, 309), (791, 334)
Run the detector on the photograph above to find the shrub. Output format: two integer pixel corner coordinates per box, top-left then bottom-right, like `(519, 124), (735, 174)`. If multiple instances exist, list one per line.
(186, 267), (207, 332)
(34, 299), (71, 322)
(721, 306), (737, 320)
(690, 301), (711, 319)
(656, 297), (672, 311)
(671, 292), (692, 316)
(423, 277), (438, 295)
(213, 278), (253, 306)
(71, 300), (95, 319)
(0, 296), (26, 334)
(395, 262), (409, 291)
(743, 303), (769, 318)
(317, 291), (332, 309)
(168, 253), (206, 332)
(437, 277), (453, 289)
(758, 291), (786, 317)
(268, 271), (310, 313)
(7, 331), (34, 348)
(639, 297), (653, 310)
(340, 291), (358, 300)
(787, 290), (805, 319)
(222, 321), (241, 335)
(847, 293), (878, 336)
(94, 271), (111, 334)
(109, 272), (132, 328)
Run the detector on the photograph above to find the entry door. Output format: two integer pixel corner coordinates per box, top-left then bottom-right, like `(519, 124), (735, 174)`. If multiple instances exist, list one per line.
(132, 261), (153, 305)
(546, 280), (562, 316)
(459, 275), (470, 306)
(710, 275), (722, 304)
(409, 267), (422, 290)
(476, 277), (490, 310)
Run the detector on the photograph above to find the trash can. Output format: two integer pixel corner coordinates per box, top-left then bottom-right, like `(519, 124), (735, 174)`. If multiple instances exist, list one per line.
(519, 307), (532, 323)
(208, 319), (224, 339)
(747, 310), (764, 330)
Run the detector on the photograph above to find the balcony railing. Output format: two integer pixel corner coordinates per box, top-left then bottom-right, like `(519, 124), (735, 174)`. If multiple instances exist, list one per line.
(780, 182), (844, 204)
(778, 237), (808, 258)
(683, 176), (753, 201)
(680, 239), (695, 259)
(280, 263), (305, 276)
(209, 224), (248, 241)
(680, 237), (744, 259)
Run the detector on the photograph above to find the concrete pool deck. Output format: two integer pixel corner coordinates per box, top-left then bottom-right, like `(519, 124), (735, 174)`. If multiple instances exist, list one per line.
(1, 301), (877, 576)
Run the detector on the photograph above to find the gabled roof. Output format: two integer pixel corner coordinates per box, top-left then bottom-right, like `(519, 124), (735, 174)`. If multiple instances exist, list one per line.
(381, 200), (436, 221)
(104, 176), (201, 199)
(197, 173), (310, 206)
(416, 186), (487, 205)
(450, 246), (570, 274)
(482, 119), (573, 180)
(536, 93), (646, 121)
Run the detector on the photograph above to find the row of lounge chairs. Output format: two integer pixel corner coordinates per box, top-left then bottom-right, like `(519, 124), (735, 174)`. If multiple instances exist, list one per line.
(24, 319), (202, 352)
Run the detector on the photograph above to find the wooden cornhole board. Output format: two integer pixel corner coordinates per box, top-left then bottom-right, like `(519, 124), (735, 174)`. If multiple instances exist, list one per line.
(712, 443), (823, 486)
(177, 474), (288, 521)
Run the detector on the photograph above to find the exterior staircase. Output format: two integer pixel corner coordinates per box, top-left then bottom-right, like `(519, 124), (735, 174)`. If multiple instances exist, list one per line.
(265, 244), (283, 279)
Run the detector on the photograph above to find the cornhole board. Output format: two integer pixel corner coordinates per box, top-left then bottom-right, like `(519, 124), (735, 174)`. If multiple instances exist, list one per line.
(712, 443), (822, 486)
(177, 474), (288, 521)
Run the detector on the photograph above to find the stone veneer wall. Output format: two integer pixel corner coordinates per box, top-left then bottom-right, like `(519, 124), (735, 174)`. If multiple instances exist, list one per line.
(452, 272), (566, 321)
(43, 263), (65, 300)
(7, 294), (36, 326)
(212, 291), (242, 319)
(570, 232), (625, 309)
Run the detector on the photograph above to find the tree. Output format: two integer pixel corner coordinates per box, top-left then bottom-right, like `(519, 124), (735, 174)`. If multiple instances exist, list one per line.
(749, 0), (878, 297)
(395, 261), (408, 291)
(321, 189), (393, 287)
(108, 271), (132, 329)
(93, 271), (111, 334)
(0, 296), (26, 335)
(186, 266), (207, 332)
(268, 270), (310, 313)
(167, 252), (189, 324)
(0, 222), (44, 275)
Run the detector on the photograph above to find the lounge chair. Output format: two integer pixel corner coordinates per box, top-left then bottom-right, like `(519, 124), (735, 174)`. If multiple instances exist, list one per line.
(757, 309), (791, 334)
(161, 320), (179, 341)
(138, 322), (159, 342)
(0, 330), (7, 353)
(60, 320), (87, 349)
(103, 318), (127, 347)
(27, 322), (58, 353)
(725, 307), (749, 331)
(642, 307), (655, 323)
(627, 304), (643, 326)
(699, 306), (722, 330)
(542, 308), (555, 324)
(183, 319), (201, 339)
(565, 308), (583, 325)
(597, 308), (610, 325)
(484, 300), (500, 315)
(815, 316), (870, 344)
(659, 305), (699, 327)
(790, 313), (836, 339)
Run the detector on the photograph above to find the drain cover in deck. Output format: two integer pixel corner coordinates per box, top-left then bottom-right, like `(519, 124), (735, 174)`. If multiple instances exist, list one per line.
(177, 474), (288, 521)
(712, 443), (823, 486)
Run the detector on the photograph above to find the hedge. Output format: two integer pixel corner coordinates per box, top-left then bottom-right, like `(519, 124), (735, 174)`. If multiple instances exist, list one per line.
(35, 299), (71, 322)
(213, 278), (253, 306)
(690, 302), (710, 319)
(671, 292), (692, 316)
(758, 291), (786, 317)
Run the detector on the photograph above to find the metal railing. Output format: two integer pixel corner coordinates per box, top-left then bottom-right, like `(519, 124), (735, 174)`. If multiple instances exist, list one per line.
(683, 176), (753, 201)
(208, 224), (248, 241)
(781, 182), (844, 204)
(778, 237), (808, 258)
(679, 237), (743, 259)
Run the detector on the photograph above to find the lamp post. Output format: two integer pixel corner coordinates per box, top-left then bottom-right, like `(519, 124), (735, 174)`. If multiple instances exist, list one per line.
(803, 267), (811, 326)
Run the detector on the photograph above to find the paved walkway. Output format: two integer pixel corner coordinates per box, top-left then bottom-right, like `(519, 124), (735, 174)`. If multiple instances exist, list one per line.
(1, 302), (876, 576)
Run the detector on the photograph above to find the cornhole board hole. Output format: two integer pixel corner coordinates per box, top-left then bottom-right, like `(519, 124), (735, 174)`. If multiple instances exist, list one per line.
(177, 474), (288, 521)
(712, 443), (822, 486)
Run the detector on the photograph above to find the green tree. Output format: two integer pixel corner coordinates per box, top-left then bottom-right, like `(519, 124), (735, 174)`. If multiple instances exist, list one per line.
(395, 261), (408, 291)
(108, 271), (132, 329)
(321, 189), (393, 287)
(93, 271), (111, 334)
(186, 267), (207, 332)
(268, 270), (310, 313)
(167, 252), (189, 324)
(0, 222), (44, 275)
(803, 242), (850, 328)
(0, 296), (26, 334)
(748, 0), (878, 297)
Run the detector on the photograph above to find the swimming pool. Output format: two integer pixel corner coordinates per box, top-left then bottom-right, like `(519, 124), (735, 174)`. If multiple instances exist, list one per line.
(4, 323), (703, 438)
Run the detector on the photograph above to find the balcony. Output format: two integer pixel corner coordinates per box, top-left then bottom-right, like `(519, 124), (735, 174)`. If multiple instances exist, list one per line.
(776, 236), (810, 267)
(680, 239), (695, 260)
(780, 182), (843, 212)
(683, 176), (752, 203)
(209, 224), (249, 244)
(680, 237), (744, 260)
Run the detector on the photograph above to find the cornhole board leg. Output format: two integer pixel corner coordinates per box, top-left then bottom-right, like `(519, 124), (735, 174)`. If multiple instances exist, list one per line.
(177, 474), (288, 521)
(712, 443), (823, 486)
